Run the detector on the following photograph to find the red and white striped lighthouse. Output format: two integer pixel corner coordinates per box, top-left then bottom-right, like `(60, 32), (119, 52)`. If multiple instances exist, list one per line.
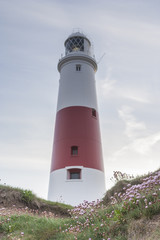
(48, 32), (105, 206)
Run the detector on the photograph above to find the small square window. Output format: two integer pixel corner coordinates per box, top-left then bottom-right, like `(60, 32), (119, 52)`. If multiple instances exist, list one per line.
(76, 64), (81, 71)
(68, 168), (81, 179)
(70, 172), (80, 179)
(92, 108), (96, 117)
(71, 146), (78, 156)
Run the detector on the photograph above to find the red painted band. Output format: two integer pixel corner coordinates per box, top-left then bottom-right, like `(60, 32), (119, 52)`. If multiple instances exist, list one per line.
(50, 106), (104, 172)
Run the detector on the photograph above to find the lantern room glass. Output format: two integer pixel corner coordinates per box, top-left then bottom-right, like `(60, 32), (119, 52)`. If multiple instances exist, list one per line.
(65, 37), (84, 54)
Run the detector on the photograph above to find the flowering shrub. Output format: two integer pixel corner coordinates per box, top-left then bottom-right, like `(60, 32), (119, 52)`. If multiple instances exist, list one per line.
(110, 170), (160, 219)
(60, 169), (160, 239)
(63, 199), (113, 239)
(110, 171), (134, 183)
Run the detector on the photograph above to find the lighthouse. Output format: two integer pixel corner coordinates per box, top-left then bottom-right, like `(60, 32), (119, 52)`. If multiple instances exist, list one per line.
(48, 32), (105, 206)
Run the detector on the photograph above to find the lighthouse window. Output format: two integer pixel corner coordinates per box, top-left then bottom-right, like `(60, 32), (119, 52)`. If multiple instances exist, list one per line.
(71, 146), (78, 155)
(68, 169), (81, 179)
(70, 172), (80, 179)
(76, 64), (81, 71)
(92, 108), (96, 117)
(65, 37), (84, 54)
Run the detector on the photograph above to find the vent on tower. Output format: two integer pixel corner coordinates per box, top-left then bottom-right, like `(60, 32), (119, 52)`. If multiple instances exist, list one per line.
(76, 64), (81, 71)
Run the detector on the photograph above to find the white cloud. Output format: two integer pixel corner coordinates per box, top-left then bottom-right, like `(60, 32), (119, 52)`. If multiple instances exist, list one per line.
(118, 86), (151, 103)
(107, 21), (160, 47)
(102, 83), (151, 103)
(93, 3), (160, 48)
(118, 105), (146, 138)
(131, 132), (160, 154)
(100, 66), (116, 96)
(108, 131), (160, 166)
(106, 106), (160, 168)
(99, 67), (151, 104)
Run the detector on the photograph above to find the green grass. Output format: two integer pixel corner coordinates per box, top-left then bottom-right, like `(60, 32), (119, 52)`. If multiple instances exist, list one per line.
(0, 212), (127, 240)
(0, 214), (71, 240)
(38, 198), (72, 210)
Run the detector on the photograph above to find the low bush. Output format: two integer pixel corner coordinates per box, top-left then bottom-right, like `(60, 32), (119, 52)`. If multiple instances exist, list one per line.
(21, 190), (35, 204)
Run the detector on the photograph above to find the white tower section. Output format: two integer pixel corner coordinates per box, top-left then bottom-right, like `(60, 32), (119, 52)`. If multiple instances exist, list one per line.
(57, 32), (98, 112)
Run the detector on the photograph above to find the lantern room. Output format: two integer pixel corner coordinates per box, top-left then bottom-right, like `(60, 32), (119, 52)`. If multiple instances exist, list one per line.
(64, 32), (92, 56)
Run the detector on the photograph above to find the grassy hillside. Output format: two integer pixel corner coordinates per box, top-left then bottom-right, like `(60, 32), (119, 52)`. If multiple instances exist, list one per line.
(0, 168), (160, 240)
(0, 185), (72, 217)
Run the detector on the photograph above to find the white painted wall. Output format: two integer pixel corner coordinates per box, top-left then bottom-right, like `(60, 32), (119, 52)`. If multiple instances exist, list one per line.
(48, 167), (106, 206)
(57, 59), (98, 112)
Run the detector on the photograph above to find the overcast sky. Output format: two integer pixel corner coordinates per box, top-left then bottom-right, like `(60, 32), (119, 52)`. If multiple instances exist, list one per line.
(0, 0), (160, 199)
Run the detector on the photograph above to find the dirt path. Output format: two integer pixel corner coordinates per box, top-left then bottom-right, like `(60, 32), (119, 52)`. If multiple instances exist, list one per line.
(0, 206), (56, 218)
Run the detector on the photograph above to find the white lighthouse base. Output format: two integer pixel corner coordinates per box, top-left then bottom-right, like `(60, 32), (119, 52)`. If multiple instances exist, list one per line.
(48, 167), (106, 206)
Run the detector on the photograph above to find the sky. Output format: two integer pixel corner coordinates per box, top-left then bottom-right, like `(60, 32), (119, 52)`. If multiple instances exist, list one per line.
(0, 0), (160, 200)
